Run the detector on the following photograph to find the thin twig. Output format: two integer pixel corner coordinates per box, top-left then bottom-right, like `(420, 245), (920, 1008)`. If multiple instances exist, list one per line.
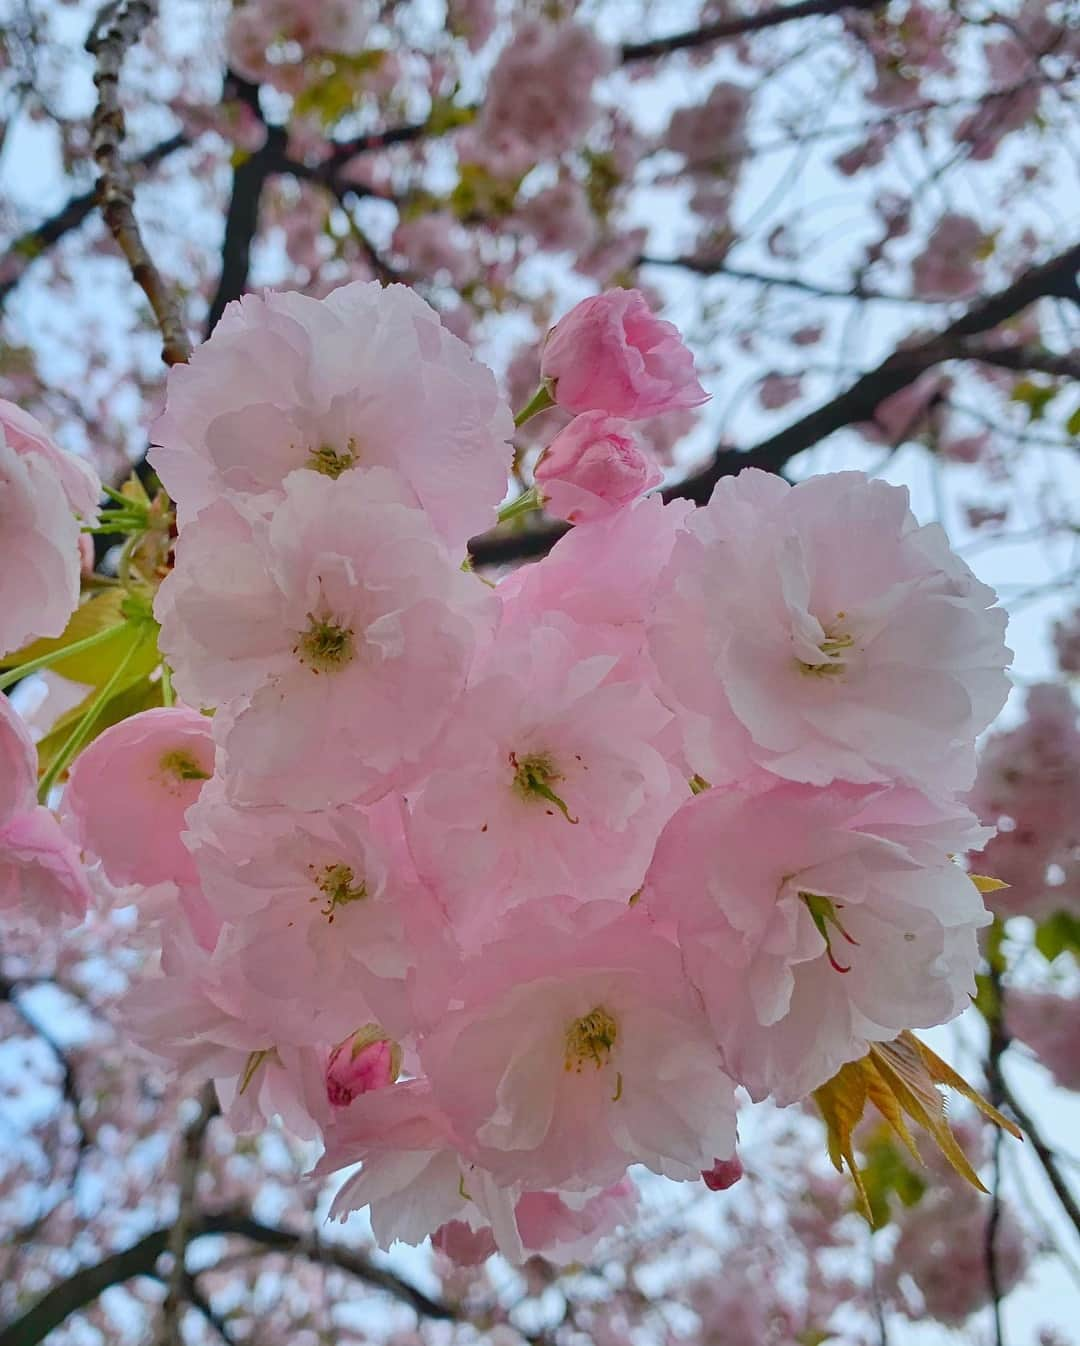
(86, 0), (191, 365)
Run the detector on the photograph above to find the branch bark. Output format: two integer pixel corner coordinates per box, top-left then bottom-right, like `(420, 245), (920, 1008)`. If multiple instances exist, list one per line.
(0, 1210), (456, 1346)
(86, 0), (192, 365)
(621, 0), (881, 62)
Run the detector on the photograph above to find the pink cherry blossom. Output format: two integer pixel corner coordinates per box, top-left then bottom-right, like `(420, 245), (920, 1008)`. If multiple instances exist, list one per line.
(474, 21), (612, 167)
(1006, 989), (1080, 1092)
(406, 619), (685, 938)
(187, 793), (450, 1041)
(63, 706), (214, 890)
(534, 412), (663, 524)
(0, 806), (93, 926)
(151, 282), (512, 550)
(0, 399), (99, 521)
(323, 1081), (522, 1258)
(641, 780), (991, 1104)
(966, 683), (1080, 920)
(0, 693), (37, 825)
(420, 902), (737, 1191)
(516, 1179), (638, 1264)
(540, 289), (710, 420)
(911, 213), (987, 300)
(0, 419), (86, 656)
(156, 469), (493, 809)
(648, 469), (1010, 793)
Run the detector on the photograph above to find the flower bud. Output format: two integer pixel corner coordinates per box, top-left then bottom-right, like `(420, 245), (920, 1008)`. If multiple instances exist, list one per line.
(325, 1027), (400, 1107)
(540, 288), (708, 420)
(535, 412), (662, 524)
(701, 1155), (743, 1191)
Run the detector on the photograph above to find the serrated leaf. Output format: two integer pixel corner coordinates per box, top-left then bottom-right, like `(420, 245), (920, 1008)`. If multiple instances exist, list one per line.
(814, 1030), (1020, 1223)
(0, 590), (159, 688)
(35, 675), (163, 777)
(1034, 909), (1080, 962)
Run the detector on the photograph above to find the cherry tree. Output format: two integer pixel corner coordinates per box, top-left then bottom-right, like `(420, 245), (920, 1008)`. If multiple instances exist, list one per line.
(1, 1), (1078, 1344)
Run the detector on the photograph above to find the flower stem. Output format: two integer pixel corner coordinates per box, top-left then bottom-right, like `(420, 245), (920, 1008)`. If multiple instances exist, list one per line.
(37, 633), (147, 802)
(497, 484), (543, 524)
(0, 623), (129, 692)
(513, 383), (555, 428)
(160, 661), (175, 707)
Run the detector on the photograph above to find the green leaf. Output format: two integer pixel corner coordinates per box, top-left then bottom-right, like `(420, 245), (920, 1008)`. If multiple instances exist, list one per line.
(0, 591), (158, 688)
(859, 1126), (928, 1228)
(1010, 379), (1058, 422)
(1066, 405), (1080, 438)
(1034, 909), (1080, 962)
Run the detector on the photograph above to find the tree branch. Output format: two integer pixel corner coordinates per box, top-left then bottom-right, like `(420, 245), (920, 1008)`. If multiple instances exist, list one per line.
(0, 132), (189, 310)
(621, 0), (881, 62)
(158, 1084), (217, 1346)
(86, 0), (192, 365)
(998, 1074), (1080, 1241)
(467, 239), (1080, 565)
(0, 1210), (456, 1346)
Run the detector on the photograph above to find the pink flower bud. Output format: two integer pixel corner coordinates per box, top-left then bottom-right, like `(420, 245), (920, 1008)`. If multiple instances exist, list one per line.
(701, 1155), (743, 1191)
(534, 411), (662, 524)
(540, 289), (709, 420)
(325, 1029), (399, 1108)
(431, 1219), (498, 1266)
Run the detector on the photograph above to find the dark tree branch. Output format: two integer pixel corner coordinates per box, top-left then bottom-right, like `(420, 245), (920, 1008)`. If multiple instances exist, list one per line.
(158, 1084), (218, 1346)
(620, 0), (881, 62)
(86, 0), (192, 365)
(959, 342), (1080, 381)
(0, 132), (189, 310)
(204, 122), (286, 336)
(467, 239), (1080, 565)
(998, 1075), (1080, 1241)
(0, 1210), (456, 1346)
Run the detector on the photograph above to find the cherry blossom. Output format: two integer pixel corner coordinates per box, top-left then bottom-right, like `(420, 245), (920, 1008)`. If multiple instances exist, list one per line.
(642, 780), (991, 1103)
(648, 469), (1011, 793)
(151, 282), (513, 550)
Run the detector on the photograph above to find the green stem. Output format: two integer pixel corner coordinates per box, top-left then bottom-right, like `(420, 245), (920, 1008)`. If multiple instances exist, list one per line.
(0, 623), (128, 691)
(160, 662), (175, 708)
(37, 634), (147, 802)
(513, 383), (555, 428)
(497, 484), (543, 524)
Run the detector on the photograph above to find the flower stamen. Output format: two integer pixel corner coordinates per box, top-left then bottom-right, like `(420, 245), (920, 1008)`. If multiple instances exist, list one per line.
(565, 1006), (618, 1071)
(800, 891), (860, 974)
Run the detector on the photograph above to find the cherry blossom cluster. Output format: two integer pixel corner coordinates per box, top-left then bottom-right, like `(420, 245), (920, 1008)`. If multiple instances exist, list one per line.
(2, 285), (1012, 1267)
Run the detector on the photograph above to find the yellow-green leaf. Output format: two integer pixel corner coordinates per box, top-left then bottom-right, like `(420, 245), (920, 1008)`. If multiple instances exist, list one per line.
(0, 591), (159, 689)
(814, 1030), (1020, 1223)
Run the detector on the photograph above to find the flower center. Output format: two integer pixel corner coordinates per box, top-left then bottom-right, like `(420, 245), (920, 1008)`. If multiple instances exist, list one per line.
(509, 750), (578, 823)
(310, 862), (368, 922)
(295, 615), (355, 673)
(158, 749), (210, 783)
(800, 891), (860, 974)
(564, 1006), (618, 1072)
(796, 611), (854, 678)
(306, 441), (357, 479)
